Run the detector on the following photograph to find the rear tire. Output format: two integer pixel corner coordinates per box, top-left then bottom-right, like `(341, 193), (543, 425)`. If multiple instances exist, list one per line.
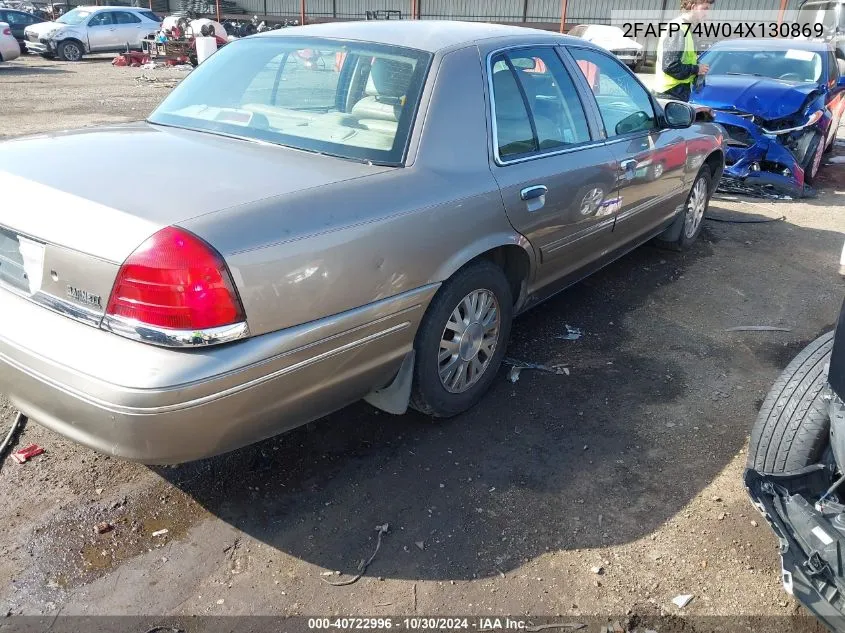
(410, 260), (513, 418)
(747, 331), (833, 473)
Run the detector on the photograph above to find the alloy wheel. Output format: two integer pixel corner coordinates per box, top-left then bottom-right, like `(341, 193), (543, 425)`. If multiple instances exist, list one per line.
(438, 289), (500, 394)
(683, 176), (708, 239)
(63, 43), (81, 61)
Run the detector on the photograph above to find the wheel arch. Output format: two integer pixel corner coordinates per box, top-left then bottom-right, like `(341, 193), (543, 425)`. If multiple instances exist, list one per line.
(703, 149), (725, 194)
(431, 234), (535, 311)
(57, 37), (87, 55)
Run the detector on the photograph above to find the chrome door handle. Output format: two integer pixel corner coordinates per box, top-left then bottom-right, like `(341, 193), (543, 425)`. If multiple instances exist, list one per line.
(520, 185), (548, 201)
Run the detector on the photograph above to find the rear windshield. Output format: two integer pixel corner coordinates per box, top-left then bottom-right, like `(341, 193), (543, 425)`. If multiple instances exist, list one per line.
(148, 37), (432, 166)
(702, 48), (824, 83)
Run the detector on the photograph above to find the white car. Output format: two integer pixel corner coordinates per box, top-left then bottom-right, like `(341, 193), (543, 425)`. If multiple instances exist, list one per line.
(568, 24), (645, 70)
(0, 21), (20, 62)
(23, 5), (160, 61)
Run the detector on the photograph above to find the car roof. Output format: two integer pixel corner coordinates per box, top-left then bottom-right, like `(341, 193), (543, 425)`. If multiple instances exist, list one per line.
(708, 38), (832, 52)
(255, 20), (584, 53)
(72, 5), (149, 10)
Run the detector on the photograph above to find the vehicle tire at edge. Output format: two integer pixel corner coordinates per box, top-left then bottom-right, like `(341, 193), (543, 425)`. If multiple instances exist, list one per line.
(801, 131), (824, 186)
(58, 40), (83, 62)
(747, 330), (834, 473)
(410, 259), (513, 418)
(654, 167), (712, 251)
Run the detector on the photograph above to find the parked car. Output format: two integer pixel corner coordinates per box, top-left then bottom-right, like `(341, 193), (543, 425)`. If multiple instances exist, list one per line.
(23, 5), (160, 61)
(0, 20), (19, 60)
(0, 21), (725, 463)
(0, 7), (44, 52)
(691, 39), (845, 197)
(746, 245), (845, 631)
(568, 24), (644, 71)
(798, 0), (845, 61)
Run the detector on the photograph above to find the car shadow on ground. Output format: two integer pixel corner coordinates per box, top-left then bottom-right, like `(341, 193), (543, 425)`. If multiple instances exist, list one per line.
(0, 63), (68, 74)
(152, 212), (844, 583)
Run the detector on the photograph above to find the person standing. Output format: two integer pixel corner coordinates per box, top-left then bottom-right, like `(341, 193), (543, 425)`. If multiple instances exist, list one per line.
(654, 0), (714, 101)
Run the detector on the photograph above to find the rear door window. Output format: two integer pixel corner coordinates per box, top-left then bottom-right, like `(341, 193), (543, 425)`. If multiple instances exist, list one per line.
(491, 47), (592, 160)
(115, 11), (141, 24)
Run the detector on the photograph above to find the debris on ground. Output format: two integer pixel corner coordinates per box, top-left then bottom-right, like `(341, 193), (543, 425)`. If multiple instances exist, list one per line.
(525, 623), (586, 632)
(151, 529), (169, 537)
(556, 325), (583, 341)
(415, 541), (425, 551)
(672, 594), (694, 608)
(725, 326), (792, 332)
(0, 412), (27, 466)
(590, 566), (604, 575)
(322, 523), (389, 586)
(705, 213), (787, 223)
(505, 358), (570, 383)
(10, 443), (44, 464)
(93, 522), (114, 535)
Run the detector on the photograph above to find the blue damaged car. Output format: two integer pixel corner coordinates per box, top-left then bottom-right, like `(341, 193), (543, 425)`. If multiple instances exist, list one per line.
(691, 39), (845, 196)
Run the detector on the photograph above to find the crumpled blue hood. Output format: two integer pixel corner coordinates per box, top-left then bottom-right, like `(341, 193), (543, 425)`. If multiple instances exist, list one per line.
(691, 74), (819, 121)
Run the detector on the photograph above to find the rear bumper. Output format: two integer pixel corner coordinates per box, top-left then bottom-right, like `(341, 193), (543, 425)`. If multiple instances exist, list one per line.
(0, 284), (435, 463)
(0, 37), (21, 61)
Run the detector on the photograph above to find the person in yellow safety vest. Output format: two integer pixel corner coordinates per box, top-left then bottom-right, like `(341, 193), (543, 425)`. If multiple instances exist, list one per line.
(654, 0), (714, 101)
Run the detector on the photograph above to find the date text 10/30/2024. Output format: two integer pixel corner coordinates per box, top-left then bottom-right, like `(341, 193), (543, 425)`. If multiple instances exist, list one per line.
(307, 617), (538, 630)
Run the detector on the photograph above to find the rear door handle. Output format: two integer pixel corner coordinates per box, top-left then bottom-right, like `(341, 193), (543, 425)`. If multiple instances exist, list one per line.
(520, 185), (548, 201)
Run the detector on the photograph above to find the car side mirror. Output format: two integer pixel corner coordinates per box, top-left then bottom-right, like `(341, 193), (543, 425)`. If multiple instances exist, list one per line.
(838, 76), (845, 89)
(664, 101), (695, 128)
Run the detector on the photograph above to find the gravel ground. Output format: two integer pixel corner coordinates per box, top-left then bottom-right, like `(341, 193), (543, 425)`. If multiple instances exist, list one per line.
(1, 54), (844, 632)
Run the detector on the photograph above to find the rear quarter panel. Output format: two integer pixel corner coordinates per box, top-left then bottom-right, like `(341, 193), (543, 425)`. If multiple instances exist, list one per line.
(182, 45), (530, 337)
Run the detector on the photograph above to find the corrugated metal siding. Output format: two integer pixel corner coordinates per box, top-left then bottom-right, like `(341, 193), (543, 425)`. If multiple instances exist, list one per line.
(162, 0), (818, 27)
(420, 0), (522, 21)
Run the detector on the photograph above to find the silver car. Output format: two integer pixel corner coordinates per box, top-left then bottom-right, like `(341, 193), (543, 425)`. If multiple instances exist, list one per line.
(23, 5), (160, 61)
(0, 21), (725, 463)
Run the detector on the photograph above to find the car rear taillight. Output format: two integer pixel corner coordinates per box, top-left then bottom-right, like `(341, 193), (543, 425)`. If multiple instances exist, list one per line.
(2, 27), (11, 36)
(106, 227), (245, 331)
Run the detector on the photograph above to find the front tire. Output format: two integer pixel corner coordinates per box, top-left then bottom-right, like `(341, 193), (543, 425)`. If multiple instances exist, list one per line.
(800, 131), (824, 186)
(58, 40), (83, 62)
(410, 260), (513, 418)
(655, 168), (711, 251)
(747, 331), (833, 473)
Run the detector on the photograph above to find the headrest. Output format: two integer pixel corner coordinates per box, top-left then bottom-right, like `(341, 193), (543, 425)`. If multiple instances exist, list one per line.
(365, 57), (414, 99)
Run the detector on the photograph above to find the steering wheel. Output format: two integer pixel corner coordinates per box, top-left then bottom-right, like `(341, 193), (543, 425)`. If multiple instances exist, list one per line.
(778, 72), (802, 81)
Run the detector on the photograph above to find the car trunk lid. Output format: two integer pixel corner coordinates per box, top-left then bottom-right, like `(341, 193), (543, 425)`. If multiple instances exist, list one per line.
(0, 122), (391, 323)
